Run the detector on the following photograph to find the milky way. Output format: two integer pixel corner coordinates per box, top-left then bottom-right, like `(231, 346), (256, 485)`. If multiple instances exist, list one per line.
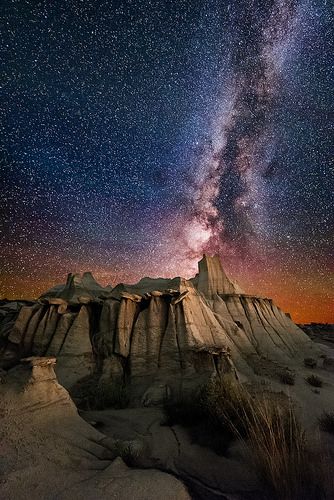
(1, 0), (333, 322)
(182, 1), (315, 261)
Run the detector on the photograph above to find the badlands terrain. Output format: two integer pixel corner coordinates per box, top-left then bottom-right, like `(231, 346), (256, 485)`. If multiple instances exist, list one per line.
(0, 255), (333, 499)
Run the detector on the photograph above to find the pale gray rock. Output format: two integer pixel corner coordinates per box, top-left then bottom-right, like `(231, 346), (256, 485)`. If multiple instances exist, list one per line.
(197, 254), (244, 297)
(46, 312), (76, 356)
(0, 358), (190, 500)
(40, 271), (109, 304)
(0, 253), (319, 403)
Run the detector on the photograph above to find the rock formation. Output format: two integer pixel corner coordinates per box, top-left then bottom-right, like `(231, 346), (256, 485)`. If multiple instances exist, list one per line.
(0, 255), (319, 405)
(1, 256), (333, 500)
(0, 357), (190, 500)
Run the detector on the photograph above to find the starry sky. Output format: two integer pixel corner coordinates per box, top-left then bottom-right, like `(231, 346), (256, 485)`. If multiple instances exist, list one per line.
(1, 0), (333, 322)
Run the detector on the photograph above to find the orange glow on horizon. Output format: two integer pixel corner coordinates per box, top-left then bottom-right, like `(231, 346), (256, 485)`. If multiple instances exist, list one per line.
(1, 263), (333, 324)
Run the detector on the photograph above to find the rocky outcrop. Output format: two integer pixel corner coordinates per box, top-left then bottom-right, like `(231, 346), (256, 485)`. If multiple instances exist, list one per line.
(0, 255), (318, 404)
(0, 357), (190, 500)
(82, 406), (260, 498)
(40, 271), (111, 307)
(195, 254), (244, 296)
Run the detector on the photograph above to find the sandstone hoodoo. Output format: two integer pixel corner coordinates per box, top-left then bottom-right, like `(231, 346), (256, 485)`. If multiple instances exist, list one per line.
(0, 356), (190, 500)
(0, 255), (318, 405)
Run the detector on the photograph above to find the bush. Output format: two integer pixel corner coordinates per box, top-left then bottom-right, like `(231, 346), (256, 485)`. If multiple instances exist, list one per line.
(211, 381), (329, 499)
(163, 385), (233, 454)
(203, 378), (254, 439)
(304, 357), (317, 368)
(306, 375), (323, 387)
(319, 412), (334, 434)
(278, 371), (295, 385)
(112, 439), (144, 467)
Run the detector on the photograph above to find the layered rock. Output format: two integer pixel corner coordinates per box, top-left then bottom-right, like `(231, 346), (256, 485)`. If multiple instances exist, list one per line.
(40, 271), (111, 308)
(0, 255), (319, 404)
(195, 254), (244, 296)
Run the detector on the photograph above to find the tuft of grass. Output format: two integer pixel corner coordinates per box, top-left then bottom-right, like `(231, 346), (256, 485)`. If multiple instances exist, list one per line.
(112, 439), (144, 467)
(319, 412), (334, 434)
(306, 375), (323, 388)
(213, 380), (331, 500)
(304, 357), (317, 369)
(278, 371), (295, 386)
(240, 399), (319, 499)
(166, 378), (332, 499)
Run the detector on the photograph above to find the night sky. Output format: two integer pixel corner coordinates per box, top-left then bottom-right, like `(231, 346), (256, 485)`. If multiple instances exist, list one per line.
(1, 0), (333, 322)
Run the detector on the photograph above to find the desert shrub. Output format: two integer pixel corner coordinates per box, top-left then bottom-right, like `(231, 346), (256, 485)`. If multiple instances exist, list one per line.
(163, 381), (240, 454)
(70, 373), (100, 410)
(319, 412), (334, 434)
(278, 371), (295, 385)
(112, 439), (144, 467)
(304, 357), (317, 368)
(306, 375), (323, 388)
(165, 379), (333, 498)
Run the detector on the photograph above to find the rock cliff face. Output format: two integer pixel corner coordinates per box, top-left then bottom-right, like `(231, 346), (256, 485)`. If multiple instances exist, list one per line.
(0, 255), (317, 405)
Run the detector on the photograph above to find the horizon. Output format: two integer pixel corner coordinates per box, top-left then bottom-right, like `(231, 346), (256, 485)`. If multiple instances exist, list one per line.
(1, 252), (333, 324)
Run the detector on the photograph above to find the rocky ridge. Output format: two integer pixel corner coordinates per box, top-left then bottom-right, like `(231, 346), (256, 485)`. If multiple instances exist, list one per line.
(0, 255), (320, 405)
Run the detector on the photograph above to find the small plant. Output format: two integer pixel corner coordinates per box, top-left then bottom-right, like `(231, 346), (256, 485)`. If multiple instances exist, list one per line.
(319, 412), (334, 434)
(163, 380), (247, 454)
(278, 371), (295, 385)
(306, 375), (323, 387)
(113, 439), (144, 467)
(304, 357), (317, 368)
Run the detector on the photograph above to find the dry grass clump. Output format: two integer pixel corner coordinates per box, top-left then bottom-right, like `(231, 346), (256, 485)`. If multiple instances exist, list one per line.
(304, 357), (317, 368)
(319, 412), (334, 434)
(167, 378), (331, 499)
(216, 379), (334, 499)
(306, 375), (323, 388)
(241, 398), (320, 499)
(278, 370), (295, 385)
